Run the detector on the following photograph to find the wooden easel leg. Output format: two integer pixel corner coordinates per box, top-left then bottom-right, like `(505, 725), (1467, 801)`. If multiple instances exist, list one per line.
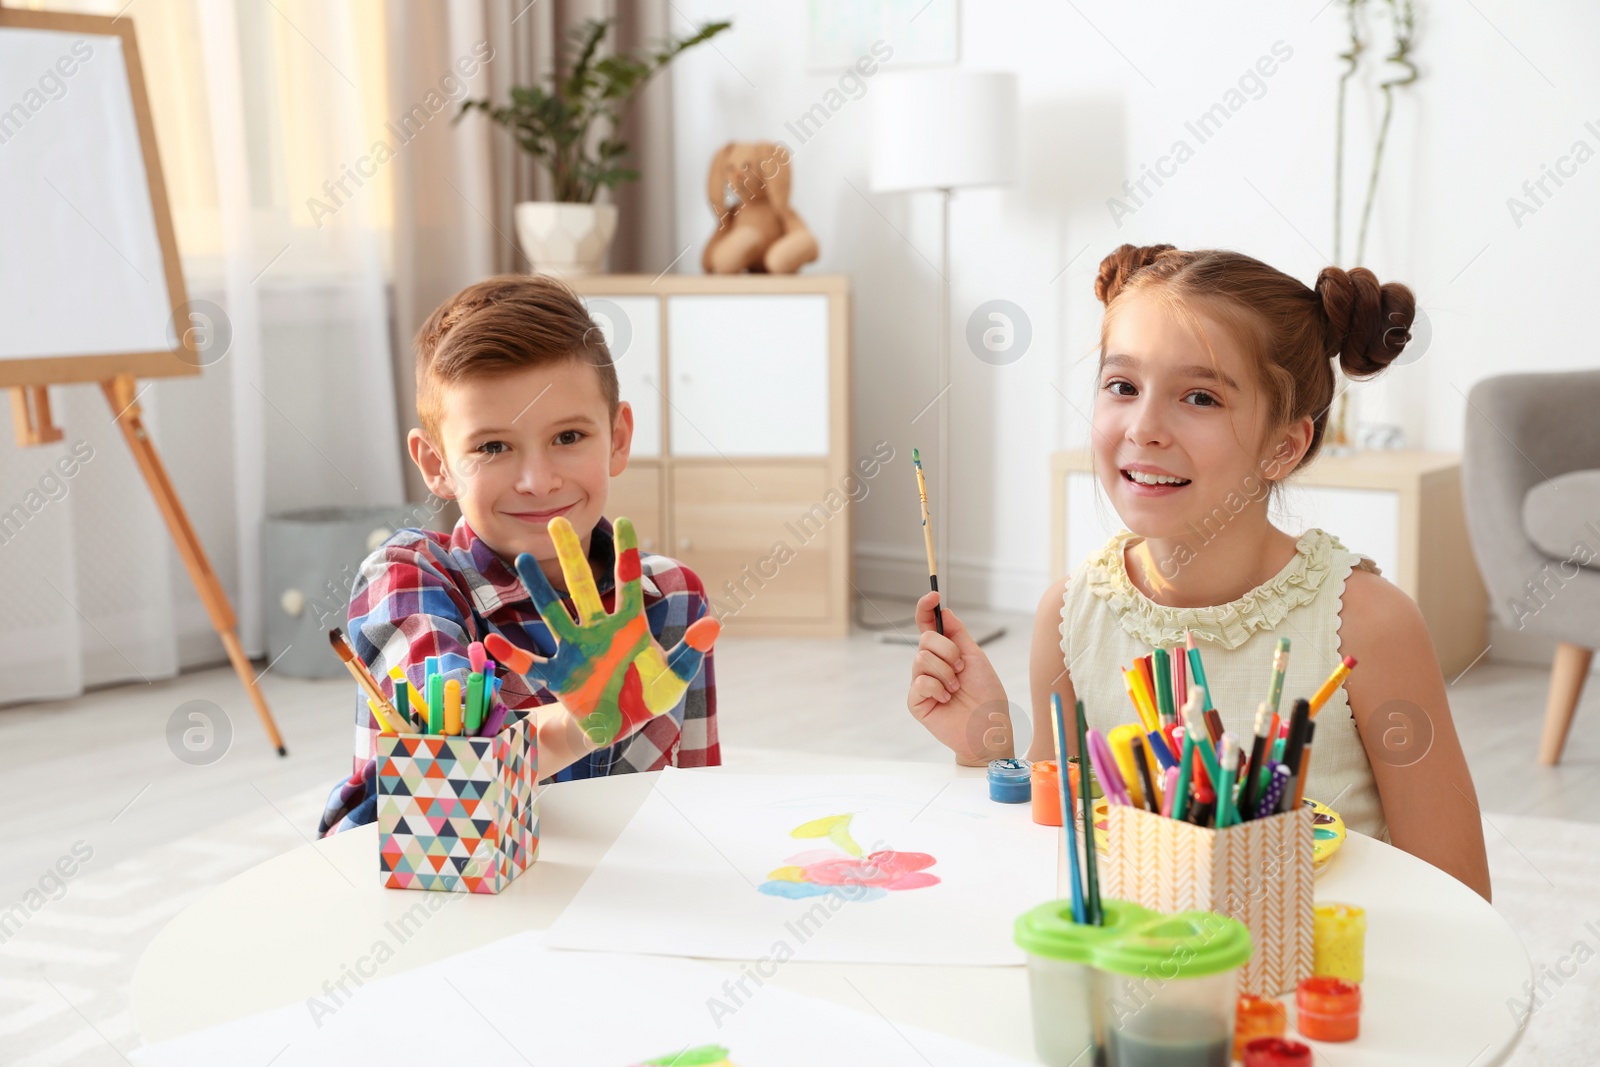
(102, 376), (287, 756)
(10, 386), (66, 447)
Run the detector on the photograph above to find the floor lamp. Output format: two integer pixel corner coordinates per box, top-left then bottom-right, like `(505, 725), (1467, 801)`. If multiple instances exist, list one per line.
(870, 70), (1019, 646)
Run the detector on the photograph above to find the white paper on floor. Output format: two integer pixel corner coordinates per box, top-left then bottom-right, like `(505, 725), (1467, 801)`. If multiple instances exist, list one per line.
(543, 768), (1058, 965)
(131, 931), (1038, 1067)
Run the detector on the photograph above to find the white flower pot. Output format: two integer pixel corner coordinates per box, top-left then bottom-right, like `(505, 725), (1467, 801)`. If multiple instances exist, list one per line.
(513, 201), (618, 277)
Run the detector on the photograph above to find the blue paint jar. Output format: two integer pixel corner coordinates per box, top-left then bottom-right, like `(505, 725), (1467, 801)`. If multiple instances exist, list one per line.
(988, 757), (1032, 803)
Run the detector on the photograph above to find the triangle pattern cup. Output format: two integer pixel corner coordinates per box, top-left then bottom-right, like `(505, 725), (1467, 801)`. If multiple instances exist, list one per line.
(376, 715), (540, 894)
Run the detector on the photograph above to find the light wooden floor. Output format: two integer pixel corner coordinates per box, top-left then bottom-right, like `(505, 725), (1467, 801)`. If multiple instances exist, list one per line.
(4, 597), (1596, 907)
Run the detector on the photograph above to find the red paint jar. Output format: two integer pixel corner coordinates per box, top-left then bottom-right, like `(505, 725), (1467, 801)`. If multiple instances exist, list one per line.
(1242, 1036), (1313, 1065)
(1296, 976), (1361, 1042)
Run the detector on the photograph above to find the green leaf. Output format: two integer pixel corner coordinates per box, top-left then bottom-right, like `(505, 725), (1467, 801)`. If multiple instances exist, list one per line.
(453, 18), (733, 202)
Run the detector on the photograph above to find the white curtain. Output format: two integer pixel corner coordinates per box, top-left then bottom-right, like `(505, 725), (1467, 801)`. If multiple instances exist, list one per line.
(0, 0), (403, 705)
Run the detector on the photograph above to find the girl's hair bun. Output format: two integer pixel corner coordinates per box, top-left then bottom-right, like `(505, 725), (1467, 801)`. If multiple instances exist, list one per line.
(1314, 266), (1417, 378)
(1095, 243), (1177, 306)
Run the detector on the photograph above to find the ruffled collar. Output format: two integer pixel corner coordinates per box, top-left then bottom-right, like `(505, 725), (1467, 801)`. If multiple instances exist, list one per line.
(1082, 528), (1341, 650)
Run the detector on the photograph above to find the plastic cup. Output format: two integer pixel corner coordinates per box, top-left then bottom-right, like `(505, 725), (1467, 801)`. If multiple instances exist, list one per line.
(1015, 899), (1156, 1066)
(1093, 912), (1253, 1067)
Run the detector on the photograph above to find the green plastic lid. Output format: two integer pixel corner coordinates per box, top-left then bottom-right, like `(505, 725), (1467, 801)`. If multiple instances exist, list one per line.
(1013, 898), (1156, 962)
(1092, 911), (1253, 980)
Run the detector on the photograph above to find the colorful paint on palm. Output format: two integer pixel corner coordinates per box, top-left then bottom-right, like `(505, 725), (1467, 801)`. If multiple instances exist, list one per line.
(757, 813), (941, 902)
(485, 516), (719, 747)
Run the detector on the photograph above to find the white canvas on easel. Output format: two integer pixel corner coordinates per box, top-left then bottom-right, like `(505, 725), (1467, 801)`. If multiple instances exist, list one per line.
(0, 5), (284, 753)
(0, 26), (174, 360)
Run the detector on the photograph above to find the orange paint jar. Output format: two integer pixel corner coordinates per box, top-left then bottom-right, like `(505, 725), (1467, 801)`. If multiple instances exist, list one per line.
(1030, 760), (1081, 826)
(1233, 994), (1288, 1059)
(1296, 976), (1361, 1042)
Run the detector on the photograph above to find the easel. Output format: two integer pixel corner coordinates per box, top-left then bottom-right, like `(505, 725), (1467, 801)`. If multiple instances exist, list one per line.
(1, 6), (285, 755)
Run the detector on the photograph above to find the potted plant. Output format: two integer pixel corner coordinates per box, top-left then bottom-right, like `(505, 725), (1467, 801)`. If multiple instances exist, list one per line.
(458, 17), (731, 276)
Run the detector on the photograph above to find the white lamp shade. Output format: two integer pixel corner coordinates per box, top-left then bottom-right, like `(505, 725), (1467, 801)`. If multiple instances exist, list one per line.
(869, 70), (1019, 193)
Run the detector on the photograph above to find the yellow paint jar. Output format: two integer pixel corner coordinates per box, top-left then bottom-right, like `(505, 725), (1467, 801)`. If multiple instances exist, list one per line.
(1313, 903), (1366, 983)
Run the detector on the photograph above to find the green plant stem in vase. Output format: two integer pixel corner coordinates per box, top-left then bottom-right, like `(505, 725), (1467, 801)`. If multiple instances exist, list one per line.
(457, 17), (731, 274)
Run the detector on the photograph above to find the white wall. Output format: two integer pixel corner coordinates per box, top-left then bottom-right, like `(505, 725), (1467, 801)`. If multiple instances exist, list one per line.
(667, 0), (1600, 612)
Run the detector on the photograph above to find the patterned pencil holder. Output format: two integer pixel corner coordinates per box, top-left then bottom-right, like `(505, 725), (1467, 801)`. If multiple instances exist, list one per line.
(1100, 804), (1314, 996)
(375, 715), (539, 894)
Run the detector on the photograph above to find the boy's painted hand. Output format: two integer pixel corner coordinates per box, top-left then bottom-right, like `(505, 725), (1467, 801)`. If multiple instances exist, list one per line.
(486, 516), (719, 747)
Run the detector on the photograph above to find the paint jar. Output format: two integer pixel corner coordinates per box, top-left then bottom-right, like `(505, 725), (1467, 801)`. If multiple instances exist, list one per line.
(1032, 761), (1062, 825)
(1295, 976), (1361, 1042)
(1241, 1037), (1312, 1066)
(1031, 760), (1083, 826)
(988, 758), (1032, 803)
(1231, 995), (1287, 1060)
(1014, 898), (1155, 1066)
(1093, 911), (1253, 1067)
(1068, 755), (1102, 799)
(1312, 903), (1366, 983)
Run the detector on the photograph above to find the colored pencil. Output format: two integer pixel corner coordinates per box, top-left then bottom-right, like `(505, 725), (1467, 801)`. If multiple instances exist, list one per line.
(1238, 702), (1273, 820)
(1185, 631), (1216, 720)
(912, 449), (943, 636)
(1180, 687), (1222, 785)
(1123, 668), (1158, 733)
(1292, 720), (1317, 811)
(1135, 656), (1157, 714)
(1073, 699), (1103, 925)
(1049, 694), (1086, 923)
(1134, 742), (1160, 814)
(1172, 725), (1195, 822)
(1146, 729), (1178, 770)
(1277, 700), (1312, 814)
(1216, 733), (1240, 827)
(1152, 647), (1174, 724)
(1310, 655), (1359, 716)
(1172, 649), (1187, 712)
(1266, 636), (1291, 714)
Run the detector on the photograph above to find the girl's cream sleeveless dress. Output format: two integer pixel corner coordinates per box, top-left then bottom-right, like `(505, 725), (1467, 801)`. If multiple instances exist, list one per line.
(1058, 528), (1388, 840)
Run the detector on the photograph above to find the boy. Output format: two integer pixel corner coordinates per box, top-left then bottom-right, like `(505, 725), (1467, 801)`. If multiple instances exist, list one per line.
(317, 275), (719, 836)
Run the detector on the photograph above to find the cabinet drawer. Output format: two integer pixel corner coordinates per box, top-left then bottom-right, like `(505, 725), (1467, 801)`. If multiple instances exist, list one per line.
(672, 464), (836, 622)
(581, 295), (663, 458)
(667, 294), (830, 458)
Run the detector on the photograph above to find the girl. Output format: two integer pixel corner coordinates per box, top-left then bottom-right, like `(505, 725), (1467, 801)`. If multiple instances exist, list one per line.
(906, 244), (1491, 900)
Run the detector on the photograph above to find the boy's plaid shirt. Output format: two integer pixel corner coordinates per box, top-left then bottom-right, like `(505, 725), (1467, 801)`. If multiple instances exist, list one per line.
(316, 516), (718, 836)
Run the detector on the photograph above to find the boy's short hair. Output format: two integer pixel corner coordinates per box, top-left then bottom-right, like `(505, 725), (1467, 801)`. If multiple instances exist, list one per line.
(414, 274), (619, 446)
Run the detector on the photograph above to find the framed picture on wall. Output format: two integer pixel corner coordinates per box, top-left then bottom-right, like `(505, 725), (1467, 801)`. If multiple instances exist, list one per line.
(806, 0), (958, 71)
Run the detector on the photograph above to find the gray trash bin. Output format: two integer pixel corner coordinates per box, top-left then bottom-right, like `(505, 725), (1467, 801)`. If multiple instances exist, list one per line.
(263, 505), (428, 678)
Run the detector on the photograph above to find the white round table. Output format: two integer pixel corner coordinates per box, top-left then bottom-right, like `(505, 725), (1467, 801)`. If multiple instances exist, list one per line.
(132, 760), (1529, 1064)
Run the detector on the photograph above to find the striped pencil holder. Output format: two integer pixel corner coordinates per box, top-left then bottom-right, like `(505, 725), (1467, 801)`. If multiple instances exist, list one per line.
(1100, 804), (1314, 996)
(375, 715), (539, 894)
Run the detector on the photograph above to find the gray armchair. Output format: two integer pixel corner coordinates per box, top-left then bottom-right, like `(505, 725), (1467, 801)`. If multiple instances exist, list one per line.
(1463, 369), (1600, 764)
